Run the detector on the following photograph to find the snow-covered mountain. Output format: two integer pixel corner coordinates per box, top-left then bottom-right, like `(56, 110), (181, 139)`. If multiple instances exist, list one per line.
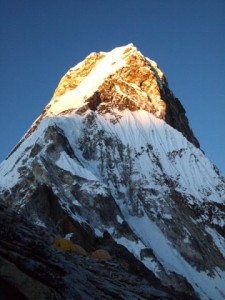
(1, 44), (225, 299)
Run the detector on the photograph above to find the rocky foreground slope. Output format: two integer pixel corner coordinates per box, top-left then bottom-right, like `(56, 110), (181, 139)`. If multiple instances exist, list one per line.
(0, 44), (225, 299)
(0, 203), (194, 300)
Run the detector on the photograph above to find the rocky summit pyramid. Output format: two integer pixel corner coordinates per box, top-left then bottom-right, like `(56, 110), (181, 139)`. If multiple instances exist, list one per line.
(1, 44), (225, 299)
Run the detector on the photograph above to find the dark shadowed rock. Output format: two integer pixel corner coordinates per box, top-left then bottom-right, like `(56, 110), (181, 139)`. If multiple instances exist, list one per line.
(0, 203), (196, 300)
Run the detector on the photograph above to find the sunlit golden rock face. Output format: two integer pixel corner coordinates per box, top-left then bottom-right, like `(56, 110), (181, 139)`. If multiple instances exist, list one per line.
(23, 45), (199, 148)
(51, 46), (167, 117)
(53, 52), (105, 98)
(96, 50), (167, 118)
(54, 46), (168, 119)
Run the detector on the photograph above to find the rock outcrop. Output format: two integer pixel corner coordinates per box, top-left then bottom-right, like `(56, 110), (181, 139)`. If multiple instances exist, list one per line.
(0, 203), (194, 300)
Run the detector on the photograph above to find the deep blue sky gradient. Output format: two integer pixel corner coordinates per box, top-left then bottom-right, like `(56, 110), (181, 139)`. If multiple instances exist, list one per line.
(0, 0), (225, 173)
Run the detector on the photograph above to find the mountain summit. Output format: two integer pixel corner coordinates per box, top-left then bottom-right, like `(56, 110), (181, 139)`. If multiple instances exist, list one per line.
(14, 44), (199, 150)
(1, 44), (225, 299)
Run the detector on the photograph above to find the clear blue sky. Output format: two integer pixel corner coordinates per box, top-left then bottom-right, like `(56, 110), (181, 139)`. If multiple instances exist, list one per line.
(0, 0), (225, 174)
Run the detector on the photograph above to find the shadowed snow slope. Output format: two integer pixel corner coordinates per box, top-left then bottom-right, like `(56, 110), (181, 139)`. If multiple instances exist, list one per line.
(1, 44), (225, 300)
